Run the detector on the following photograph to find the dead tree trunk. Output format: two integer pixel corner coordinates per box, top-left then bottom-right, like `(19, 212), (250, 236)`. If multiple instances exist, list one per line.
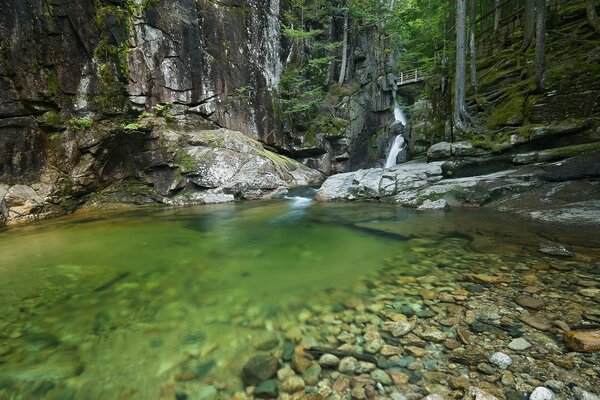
(454, 0), (468, 131)
(521, 0), (535, 52)
(494, 0), (502, 32)
(535, 0), (546, 93)
(469, 0), (477, 92)
(586, 0), (600, 34)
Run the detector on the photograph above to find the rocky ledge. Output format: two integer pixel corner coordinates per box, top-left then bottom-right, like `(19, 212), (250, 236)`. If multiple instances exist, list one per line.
(0, 121), (324, 226)
(316, 148), (600, 226)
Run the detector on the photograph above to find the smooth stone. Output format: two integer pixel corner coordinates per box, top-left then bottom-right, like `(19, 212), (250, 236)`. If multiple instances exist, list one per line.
(282, 342), (295, 361)
(254, 331), (280, 350)
(242, 355), (279, 385)
(370, 369), (393, 385)
(519, 315), (552, 331)
(477, 363), (495, 375)
(578, 288), (600, 298)
(382, 319), (414, 337)
(399, 305), (415, 317)
(417, 309), (437, 318)
(572, 387), (600, 400)
(463, 387), (500, 399)
(254, 380), (279, 398)
(538, 243), (574, 257)
(543, 380), (564, 392)
(419, 328), (446, 343)
(564, 330), (600, 352)
(281, 376), (305, 393)
(194, 385), (218, 400)
(456, 328), (471, 344)
(490, 352), (512, 369)
(303, 364), (321, 386)
(423, 395), (446, 400)
(338, 357), (358, 374)
(319, 353), (340, 367)
(467, 274), (511, 284)
(529, 387), (555, 400)
(508, 338), (532, 351)
(515, 296), (545, 310)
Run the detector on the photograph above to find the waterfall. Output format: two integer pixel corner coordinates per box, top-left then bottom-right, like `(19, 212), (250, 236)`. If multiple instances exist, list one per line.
(392, 87), (408, 126)
(385, 135), (406, 168)
(385, 88), (407, 168)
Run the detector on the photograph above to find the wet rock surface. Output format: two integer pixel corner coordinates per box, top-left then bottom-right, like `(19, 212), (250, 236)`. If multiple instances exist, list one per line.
(0, 122), (323, 225)
(316, 150), (600, 226)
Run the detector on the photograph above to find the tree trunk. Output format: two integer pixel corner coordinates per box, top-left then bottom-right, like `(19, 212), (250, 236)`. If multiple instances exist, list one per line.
(493, 0), (501, 33)
(535, 0), (546, 93)
(469, 0), (477, 92)
(338, 12), (348, 85)
(454, 0), (468, 131)
(521, 0), (535, 53)
(586, 0), (600, 34)
(327, 16), (337, 85)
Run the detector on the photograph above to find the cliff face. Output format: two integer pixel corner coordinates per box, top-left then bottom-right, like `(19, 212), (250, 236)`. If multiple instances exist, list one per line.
(0, 0), (282, 178)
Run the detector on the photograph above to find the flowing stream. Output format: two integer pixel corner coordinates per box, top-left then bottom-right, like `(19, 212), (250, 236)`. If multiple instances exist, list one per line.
(0, 200), (598, 399)
(385, 88), (408, 167)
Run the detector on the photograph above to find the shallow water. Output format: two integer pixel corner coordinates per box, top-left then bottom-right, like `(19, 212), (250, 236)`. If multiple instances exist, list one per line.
(0, 199), (598, 399)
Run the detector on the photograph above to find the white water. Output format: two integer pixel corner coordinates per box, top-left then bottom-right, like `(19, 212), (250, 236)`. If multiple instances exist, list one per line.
(385, 88), (408, 168)
(385, 135), (406, 168)
(394, 103), (408, 126)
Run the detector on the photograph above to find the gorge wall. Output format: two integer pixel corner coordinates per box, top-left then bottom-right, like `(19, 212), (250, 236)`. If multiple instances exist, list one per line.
(0, 0), (398, 224)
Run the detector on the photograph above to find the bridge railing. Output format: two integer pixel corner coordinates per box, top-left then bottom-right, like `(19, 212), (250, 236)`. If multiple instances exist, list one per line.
(397, 69), (428, 86)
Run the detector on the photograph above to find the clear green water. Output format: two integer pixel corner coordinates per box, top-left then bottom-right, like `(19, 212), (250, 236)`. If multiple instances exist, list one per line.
(0, 200), (598, 399)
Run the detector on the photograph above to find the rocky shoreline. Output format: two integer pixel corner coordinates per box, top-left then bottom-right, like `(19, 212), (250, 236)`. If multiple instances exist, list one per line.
(316, 147), (600, 226)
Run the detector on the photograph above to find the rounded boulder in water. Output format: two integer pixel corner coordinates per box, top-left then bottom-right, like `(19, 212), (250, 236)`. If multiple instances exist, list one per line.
(530, 387), (555, 400)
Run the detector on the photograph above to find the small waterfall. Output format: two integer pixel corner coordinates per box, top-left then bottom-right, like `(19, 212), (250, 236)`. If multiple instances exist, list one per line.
(385, 135), (406, 168)
(385, 88), (407, 168)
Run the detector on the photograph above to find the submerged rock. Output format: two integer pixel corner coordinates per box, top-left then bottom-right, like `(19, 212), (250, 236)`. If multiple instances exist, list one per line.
(489, 352), (512, 369)
(241, 355), (279, 385)
(538, 243), (574, 257)
(564, 330), (600, 352)
(529, 387), (555, 400)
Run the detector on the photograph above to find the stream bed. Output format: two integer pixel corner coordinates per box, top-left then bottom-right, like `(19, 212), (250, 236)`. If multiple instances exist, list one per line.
(0, 199), (598, 400)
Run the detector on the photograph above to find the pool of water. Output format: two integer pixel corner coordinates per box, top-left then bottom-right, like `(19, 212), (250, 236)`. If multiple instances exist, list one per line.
(0, 199), (598, 399)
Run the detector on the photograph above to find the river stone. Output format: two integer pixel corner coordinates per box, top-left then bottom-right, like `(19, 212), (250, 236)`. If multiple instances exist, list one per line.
(578, 288), (600, 298)
(423, 395), (446, 400)
(508, 338), (532, 351)
(382, 319), (414, 337)
(519, 315), (552, 331)
(281, 376), (305, 393)
(564, 330), (600, 352)
(419, 327), (446, 343)
(363, 331), (384, 353)
(242, 355), (279, 385)
(515, 296), (545, 310)
(529, 387), (555, 400)
(319, 353), (340, 367)
(463, 387), (499, 400)
(338, 357), (358, 374)
(467, 274), (511, 284)
(489, 352), (512, 369)
(254, 380), (279, 398)
(572, 387), (600, 400)
(370, 369), (393, 385)
(417, 199), (448, 210)
(449, 347), (488, 367)
(303, 364), (321, 386)
(538, 243), (574, 257)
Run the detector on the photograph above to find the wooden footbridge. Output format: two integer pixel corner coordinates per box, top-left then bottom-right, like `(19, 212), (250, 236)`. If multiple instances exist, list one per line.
(396, 69), (428, 87)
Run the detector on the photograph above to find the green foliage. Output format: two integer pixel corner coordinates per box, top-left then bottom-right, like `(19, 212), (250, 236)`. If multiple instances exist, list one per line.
(123, 123), (141, 132)
(154, 103), (175, 121)
(68, 118), (93, 132)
